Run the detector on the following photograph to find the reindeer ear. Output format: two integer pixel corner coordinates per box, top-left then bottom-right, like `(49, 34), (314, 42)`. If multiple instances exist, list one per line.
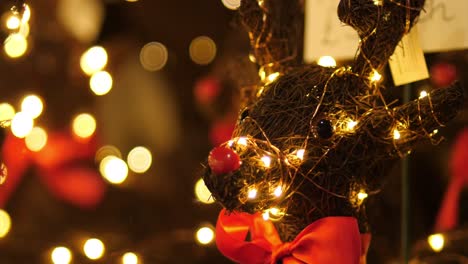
(338, 0), (426, 76)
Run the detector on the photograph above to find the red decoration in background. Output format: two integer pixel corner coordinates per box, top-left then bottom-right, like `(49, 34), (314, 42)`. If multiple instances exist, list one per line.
(208, 146), (241, 175)
(430, 62), (458, 88)
(209, 118), (236, 146)
(451, 128), (468, 186)
(216, 209), (368, 264)
(0, 131), (106, 209)
(194, 77), (221, 105)
(435, 128), (468, 232)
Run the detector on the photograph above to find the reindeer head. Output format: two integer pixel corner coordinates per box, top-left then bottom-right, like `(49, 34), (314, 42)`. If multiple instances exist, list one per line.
(203, 0), (464, 241)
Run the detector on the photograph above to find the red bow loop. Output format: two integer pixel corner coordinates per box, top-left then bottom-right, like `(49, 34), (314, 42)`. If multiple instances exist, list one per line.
(0, 131), (105, 209)
(216, 209), (364, 264)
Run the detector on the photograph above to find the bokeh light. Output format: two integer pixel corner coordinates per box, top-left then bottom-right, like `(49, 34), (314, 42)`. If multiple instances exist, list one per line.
(189, 36), (217, 65)
(139, 42), (168, 71)
(90, 71), (113, 96)
(95, 145), (122, 162)
(83, 238), (105, 260)
(19, 23), (29, 37)
(80, 46), (108, 75)
(122, 252), (139, 264)
(72, 113), (96, 139)
(6, 15), (20, 30)
(4, 33), (28, 58)
(221, 0), (241, 10)
(0, 209), (12, 238)
(22, 5), (31, 23)
(11, 112), (34, 138)
(51, 247), (72, 264)
(427, 233), (445, 252)
(0, 103), (15, 122)
(25, 127), (48, 152)
(196, 226), (215, 245)
(21, 94), (44, 119)
(100, 156), (129, 184)
(127, 146), (152, 173)
(194, 178), (214, 204)
(317, 56), (337, 67)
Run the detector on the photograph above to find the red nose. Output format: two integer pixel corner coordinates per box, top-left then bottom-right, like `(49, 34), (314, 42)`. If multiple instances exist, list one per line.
(208, 147), (241, 175)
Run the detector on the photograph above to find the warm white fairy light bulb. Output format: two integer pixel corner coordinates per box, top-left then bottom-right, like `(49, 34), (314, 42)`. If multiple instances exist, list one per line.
(373, 0), (383, 5)
(122, 252), (139, 264)
(11, 112), (34, 138)
(247, 188), (258, 199)
(22, 5), (31, 23)
(419, 90), (428, 99)
(262, 211), (270, 221)
(317, 56), (337, 67)
(0, 209), (12, 238)
(261, 156), (271, 168)
(21, 95), (43, 119)
(346, 120), (358, 131)
(80, 46), (108, 75)
(4, 33), (28, 58)
(296, 149), (305, 160)
(83, 238), (105, 260)
(393, 129), (401, 140)
(90, 71), (113, 96)
(6, 15), (21, 30)
(357, 191), (368, 201)
(273, 186), (283, 197)
(266, 72), (280, 83)
(369, 70), (382, 83)
(25, 126), (48, 152)
(100, 156), (129, 184)
(51, 246), (72, 264)
(127, 146), (152, 173)
(196, 226), (215, 245)
(194, 178), (215, 204)
(237, 137), (248, 146)
(0, 103), (16, 122)
(427, 234), (445, 252)
(72, 113), (96, 139)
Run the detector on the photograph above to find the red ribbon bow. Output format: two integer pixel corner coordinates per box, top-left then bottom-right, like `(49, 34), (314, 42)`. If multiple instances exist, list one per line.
(216, 209), (370, 264)
(0, 131), (106, 209)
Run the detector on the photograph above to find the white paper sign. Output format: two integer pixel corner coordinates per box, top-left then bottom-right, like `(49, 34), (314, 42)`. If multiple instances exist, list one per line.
(389, 26), (430, 86)
(304, 0), (468, 62)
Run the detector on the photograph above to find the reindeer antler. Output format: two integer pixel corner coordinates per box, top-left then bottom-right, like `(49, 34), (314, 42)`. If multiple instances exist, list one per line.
(338, 0), (425, 76)
(239, 0), (302, 78)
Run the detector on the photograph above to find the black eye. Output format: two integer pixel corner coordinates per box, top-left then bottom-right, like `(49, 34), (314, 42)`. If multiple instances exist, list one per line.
(240, 108), (249, 122)
(317, 119), (333, 139)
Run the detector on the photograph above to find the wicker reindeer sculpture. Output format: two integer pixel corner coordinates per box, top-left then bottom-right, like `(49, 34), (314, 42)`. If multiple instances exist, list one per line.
(202, 0), (464, 262)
